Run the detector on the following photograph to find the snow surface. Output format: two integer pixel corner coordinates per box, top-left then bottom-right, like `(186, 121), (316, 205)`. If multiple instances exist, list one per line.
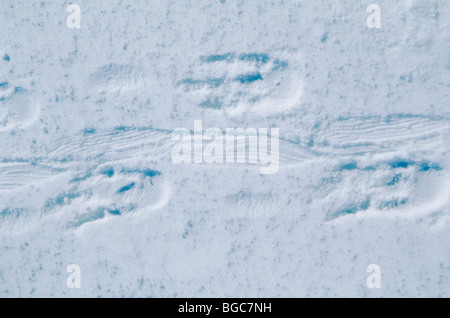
(0, 0), (449, 297)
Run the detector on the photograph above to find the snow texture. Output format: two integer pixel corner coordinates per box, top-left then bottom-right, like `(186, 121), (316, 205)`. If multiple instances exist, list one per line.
(0, 0), (449, 297)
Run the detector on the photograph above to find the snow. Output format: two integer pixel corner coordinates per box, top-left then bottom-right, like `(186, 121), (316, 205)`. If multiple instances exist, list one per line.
(0, 0), (449, 297)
